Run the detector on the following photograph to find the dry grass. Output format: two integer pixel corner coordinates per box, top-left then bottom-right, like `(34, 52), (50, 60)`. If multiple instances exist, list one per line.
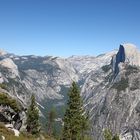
(0, 123), (54, 140)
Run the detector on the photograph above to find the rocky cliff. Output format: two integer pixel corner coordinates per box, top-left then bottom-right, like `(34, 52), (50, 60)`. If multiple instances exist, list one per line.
(113, 44), (140, 74)
(0, 44), (140, 139)
(82, 44), (140, 140)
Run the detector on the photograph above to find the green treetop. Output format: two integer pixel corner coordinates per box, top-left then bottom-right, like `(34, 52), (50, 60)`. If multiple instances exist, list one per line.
(26, 95), (40, 135)
(62, 82), (89, 140)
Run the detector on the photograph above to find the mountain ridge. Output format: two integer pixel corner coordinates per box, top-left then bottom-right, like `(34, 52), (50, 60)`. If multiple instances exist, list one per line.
(0, 43), (140, 139)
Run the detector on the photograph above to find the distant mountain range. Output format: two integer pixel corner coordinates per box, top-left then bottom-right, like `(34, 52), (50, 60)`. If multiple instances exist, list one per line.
(0, 43), (140, 140)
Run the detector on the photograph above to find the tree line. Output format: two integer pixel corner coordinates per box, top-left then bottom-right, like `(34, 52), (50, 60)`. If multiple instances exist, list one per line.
(26, 82), (120, 140)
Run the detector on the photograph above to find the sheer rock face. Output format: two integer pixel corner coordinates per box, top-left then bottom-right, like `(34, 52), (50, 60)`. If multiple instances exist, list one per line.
(123, 44), (140, 66)
(82, 72), (140, 140)
(0, 44), (140, 140)
(113, 44), (140, 74)
(81, 44), (140, 140)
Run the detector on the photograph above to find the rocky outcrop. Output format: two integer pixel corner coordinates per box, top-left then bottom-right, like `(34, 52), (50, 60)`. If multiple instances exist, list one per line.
(0, 58), (19, 78)
(123, 44), (140, 66)
(113, 44), (140, 74)
(113, 45), (125, 74)
(0, 91), (26, 134)
(0, 105), (26, 130)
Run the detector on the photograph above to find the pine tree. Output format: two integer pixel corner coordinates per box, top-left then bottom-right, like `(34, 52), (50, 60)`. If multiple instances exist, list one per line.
(26, 95), (40, 135)
(62, 82), (88, 140)
(47, 107), (56, 136)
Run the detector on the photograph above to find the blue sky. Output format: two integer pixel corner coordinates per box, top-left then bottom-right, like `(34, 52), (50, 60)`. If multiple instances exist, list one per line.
(0, 0), (140, 57)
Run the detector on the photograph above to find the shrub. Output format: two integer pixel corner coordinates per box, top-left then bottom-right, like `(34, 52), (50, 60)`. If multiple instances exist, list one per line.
(125, 65), (139, 76)
(130, 78), (140, 91)
(0, 93), (20, 112)
(111, 78), (129, 92)
(102, 65), (111, 73)
(0, 84), (7, 90)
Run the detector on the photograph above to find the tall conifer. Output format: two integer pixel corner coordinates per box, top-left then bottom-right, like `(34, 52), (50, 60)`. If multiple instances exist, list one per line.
(62, 82), (88, 140)
(26, 95), (40, 135)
